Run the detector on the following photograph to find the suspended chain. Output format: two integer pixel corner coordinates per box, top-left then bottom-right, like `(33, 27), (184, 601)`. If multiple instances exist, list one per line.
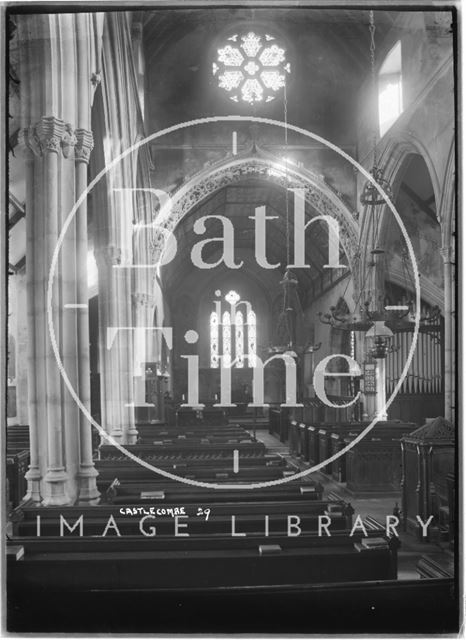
(369, 10), (378, 168)
(284, 75), (291, 268)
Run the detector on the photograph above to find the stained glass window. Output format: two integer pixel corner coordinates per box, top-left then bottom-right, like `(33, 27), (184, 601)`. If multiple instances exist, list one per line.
(235, 311), (244, 368)
(210, 311), (219, 368)
(212, 31), (290, 104)
(210, 291), (257, 368)
(222, 311), (232, 367)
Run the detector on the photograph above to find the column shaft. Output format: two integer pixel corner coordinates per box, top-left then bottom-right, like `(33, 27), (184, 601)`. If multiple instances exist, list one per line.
(41, 123), (69, 506)
(23, 146), (42, 502)
(75, 133), (100, 502)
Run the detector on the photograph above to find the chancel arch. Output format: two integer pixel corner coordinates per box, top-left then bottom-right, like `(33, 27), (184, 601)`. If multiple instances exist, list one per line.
(149, 149), (360, 271)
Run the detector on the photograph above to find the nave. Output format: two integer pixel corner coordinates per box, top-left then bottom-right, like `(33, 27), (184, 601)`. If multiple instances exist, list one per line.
(5, 4), (458, 634)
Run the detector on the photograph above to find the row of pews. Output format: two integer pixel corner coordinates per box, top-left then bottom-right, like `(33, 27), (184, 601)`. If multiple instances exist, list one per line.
(7, 419), (401, 593)
(6, 415), (458, 632)
(287, 416), (416, 492)
(6, 424), (30, 509)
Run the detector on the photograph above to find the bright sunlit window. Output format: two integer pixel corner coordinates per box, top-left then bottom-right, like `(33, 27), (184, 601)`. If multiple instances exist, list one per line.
(87, 250), (98, 289)
(210, 290), (257, 368)
(212, 32), (290, 104)
(378, 41), (403, 137)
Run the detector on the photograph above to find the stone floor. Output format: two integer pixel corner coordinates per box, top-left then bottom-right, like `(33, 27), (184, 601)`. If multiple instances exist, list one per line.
(251, 427), (454, 581)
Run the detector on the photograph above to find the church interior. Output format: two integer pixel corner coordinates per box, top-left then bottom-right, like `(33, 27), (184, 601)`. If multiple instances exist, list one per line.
(5, 4), (458, 634)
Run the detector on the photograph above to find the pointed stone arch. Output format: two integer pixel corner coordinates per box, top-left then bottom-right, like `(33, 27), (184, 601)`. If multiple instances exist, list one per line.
(149, 148), (360, 278)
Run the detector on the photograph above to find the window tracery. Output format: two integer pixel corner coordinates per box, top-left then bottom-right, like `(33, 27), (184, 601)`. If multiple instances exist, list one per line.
(210, 291), (257, 368)
(213, 31), (290, 104)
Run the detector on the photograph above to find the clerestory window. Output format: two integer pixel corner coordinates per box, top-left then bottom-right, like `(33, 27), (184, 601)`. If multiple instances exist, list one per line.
(378, 41), (403, 136)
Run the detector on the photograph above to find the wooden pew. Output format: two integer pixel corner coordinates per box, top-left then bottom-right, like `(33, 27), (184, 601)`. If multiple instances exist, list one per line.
(12, 497), (347, 524)
(139, 433), (251, 445)
(13, 512), (352, 538)
(6, 424), (30, 449)
(307, 424), (322, 466)
(6, 450), (29, 509)
(105, 482), (324, 504)
(96, 465), (289, 483)
(7, 524), (397, 590)
(289, 420), (300, 456)
(176, 407), (228, 427)
(341, 421), (416, 493)
(269, 407), (290, 441)
(136, 423), (248, 439)
(11, 495), (352, 538)
(96, 453), (285, 470)
(6, 425), (30, 509)
(417, 553), (454, 579)
(98, 441), (266, 460)
(299, 421), (415, 485)
(7, 578), (456, 634)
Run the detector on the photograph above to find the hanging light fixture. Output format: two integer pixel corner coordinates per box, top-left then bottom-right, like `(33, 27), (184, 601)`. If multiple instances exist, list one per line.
(267, 73), (308, 358)
(270, 269), (300, 356)
(317, 10), (440, 339)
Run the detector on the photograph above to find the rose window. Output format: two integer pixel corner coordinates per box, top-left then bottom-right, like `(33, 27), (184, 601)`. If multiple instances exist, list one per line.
(212, 32), (290, 104)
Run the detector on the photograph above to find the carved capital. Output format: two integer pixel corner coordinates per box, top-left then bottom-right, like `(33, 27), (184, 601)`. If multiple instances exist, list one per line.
(35, 116), (66, 154)
(62, 122), (77, 159)
(19, 116), (80, 158)
(17, 118), (93, 161)
(75, 128), (94, 164)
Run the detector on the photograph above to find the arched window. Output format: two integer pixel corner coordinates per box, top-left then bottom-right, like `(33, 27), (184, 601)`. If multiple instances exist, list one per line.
(378, 41), (403, 137)
(210, 290), (257, 368)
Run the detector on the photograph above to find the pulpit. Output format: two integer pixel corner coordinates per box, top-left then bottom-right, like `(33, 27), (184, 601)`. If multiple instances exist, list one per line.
(401, 417), (455, 540)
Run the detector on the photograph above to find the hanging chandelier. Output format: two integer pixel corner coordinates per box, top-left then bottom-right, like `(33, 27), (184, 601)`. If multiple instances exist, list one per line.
(269, 269), (300, 356)
(266, 74), (319, 359)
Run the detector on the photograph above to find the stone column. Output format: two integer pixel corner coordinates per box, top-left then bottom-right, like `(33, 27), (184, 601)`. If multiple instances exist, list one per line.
(441, 246), (455, 422)
(95, 245), (136, 444)
(20, 139), (42, 503)
(16, 12), (102, 504)
(16, 270), (29, 426)
(95, 246), (124, 444)
(75, 129), (100, 503)
(36, 116), (70, 506)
